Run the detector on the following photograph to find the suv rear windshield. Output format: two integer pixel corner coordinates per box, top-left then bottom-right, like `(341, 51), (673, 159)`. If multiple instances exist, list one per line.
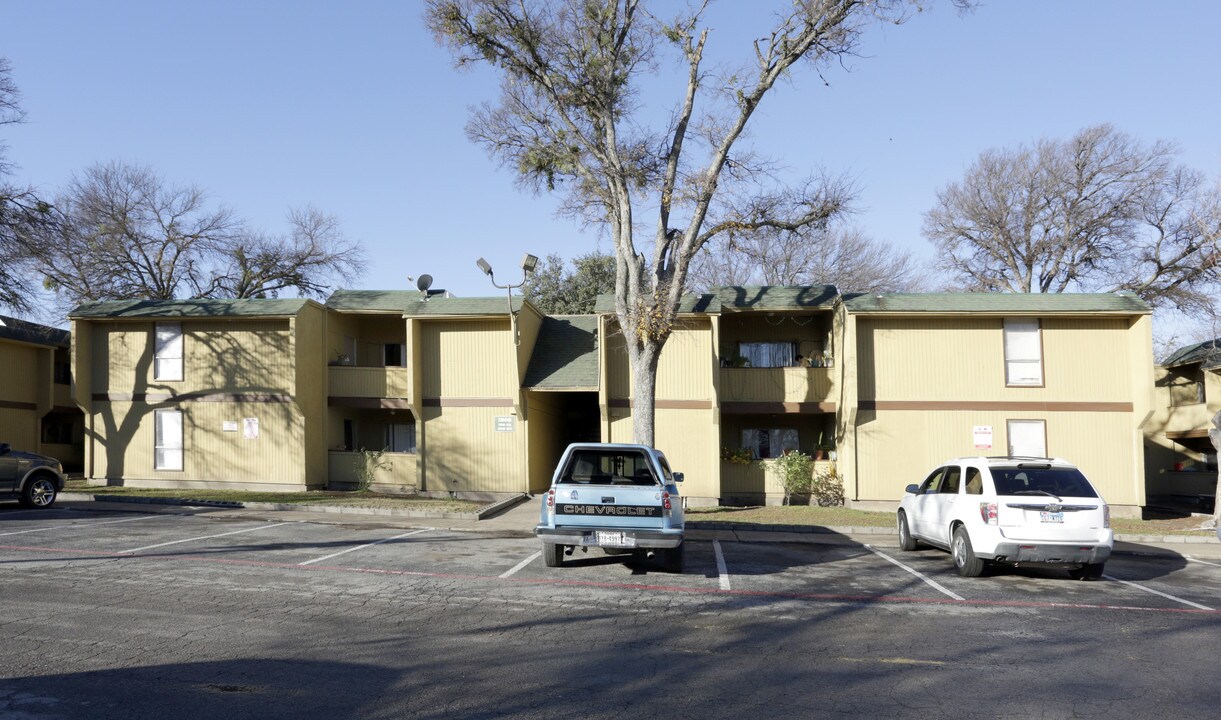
(991, 466), (1098, 498)
(558, 449), (657, 486)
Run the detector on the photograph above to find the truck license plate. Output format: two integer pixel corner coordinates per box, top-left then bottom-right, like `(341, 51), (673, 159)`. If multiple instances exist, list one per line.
(1039, 511), (1064, 523)
(594, 531), (635, 548)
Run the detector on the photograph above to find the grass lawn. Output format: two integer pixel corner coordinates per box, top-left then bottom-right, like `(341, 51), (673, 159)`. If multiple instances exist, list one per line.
(63, 480), (481, 514)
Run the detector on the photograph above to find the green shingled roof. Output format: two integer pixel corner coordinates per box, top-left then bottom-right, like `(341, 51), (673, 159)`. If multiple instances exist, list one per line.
(1162, 337), (1221, 369)
(69, 298), (312, 319)
(717, 285), (838, 310)
(523, 315), (599, 389)
(593, 293), (719, 314)
(327, 290), (524, 317)
(0, 315), (70, 347)
(842, 292), (1151, 315)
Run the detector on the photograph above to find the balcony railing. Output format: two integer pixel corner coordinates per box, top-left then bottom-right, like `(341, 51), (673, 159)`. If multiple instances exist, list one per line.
(719, 367), (835, 405)
(328, 366), (410, 399)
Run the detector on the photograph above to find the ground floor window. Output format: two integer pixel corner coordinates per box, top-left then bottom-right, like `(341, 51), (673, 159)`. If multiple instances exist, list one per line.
(385, 423), (416, 453)
(1006, 419), (1046, 458)
(742, 428), (799, 459)
(154, 409), (183, 471)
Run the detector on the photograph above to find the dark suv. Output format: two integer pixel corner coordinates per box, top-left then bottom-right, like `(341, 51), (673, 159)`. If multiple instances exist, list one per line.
(1, 443), (65, 509)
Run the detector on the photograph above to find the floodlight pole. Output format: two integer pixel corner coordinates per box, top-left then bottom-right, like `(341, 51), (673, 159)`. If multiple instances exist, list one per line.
(476, 253), (538, 346)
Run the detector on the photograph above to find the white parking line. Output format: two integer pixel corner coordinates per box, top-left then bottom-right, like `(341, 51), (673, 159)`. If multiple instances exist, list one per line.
(713, 540), (731, 591)
(298, 528), (433, 566)
(864, 545), (965, 601)
(500, 551), (542, 578)
(1103, 575), (1213, 611)
(1185, 556), (1221, 568)
(118, 522), (290, 554)
(0, 513), (174, 538)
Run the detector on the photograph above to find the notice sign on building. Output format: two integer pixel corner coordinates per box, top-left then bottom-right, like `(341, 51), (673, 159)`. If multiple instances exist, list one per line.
(973, 425), (993, 450)
(222, 421), (238, 433)
(243, 417), (260, 440)
(494, 416), (515, 432)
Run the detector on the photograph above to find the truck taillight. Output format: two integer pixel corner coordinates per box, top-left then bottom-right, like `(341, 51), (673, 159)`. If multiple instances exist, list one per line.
(662, 491), (672, 517)
(980, 502), (998, 525)
(1103, 504), (1110, 529)
(546, 488), (555, 517)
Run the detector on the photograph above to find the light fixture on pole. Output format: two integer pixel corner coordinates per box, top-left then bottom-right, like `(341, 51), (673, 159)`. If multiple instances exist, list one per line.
(475, 253), (538, 344)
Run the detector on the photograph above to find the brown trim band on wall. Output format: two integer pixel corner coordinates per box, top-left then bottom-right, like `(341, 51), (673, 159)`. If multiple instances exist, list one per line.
(422, 398), (515, 408)
(858, 400), (1133, 413)
(720, 401), (836, 414)
(92, 392), (293, 404)
(329, 397), (412, 410)
(607, 399), (714, 410)
(0, 400), (37, 411)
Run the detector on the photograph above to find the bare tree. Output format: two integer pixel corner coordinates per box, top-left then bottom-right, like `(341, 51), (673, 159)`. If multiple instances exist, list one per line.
(0, 57), (50, 314)
(689, 223), (925, 293)
(19, 162), (362, 309)
(925, 124), (1221, 319)
(199, 206), (364, 299)
(428, 0), (965, 444)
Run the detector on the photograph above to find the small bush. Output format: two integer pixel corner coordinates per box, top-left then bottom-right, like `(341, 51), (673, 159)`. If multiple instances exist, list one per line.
(720, 447), (753, 464)
(810, 463), (846, 506)
(775, 450), (813, 503)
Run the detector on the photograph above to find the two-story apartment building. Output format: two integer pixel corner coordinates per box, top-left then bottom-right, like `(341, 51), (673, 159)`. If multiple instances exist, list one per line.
(1145, 337), (1220, 506)
(70, 287), (1157, 516)
(1, 315), (82, 471)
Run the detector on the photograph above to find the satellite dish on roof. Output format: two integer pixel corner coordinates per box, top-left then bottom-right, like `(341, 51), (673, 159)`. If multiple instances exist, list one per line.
(417, 275), (433, 293)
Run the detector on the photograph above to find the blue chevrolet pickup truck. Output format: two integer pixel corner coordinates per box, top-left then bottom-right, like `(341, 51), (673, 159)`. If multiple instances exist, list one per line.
(534, 443), (686, 572)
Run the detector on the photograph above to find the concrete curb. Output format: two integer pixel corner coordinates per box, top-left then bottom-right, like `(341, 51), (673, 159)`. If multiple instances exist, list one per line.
(58, 491), (504, 521)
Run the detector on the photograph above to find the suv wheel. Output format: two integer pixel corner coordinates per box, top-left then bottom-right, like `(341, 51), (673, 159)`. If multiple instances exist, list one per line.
(19, 475), (58, 509)
(1068, 562), (1105, 581)
(542, 542), (564, 568)
(951, 525), (985, 577)
(897, 512), (917, 551)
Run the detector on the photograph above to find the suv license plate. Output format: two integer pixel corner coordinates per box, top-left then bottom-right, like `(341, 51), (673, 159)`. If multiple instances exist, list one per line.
(594, 531), (635, 548)
(1039, 512), (1064, 523)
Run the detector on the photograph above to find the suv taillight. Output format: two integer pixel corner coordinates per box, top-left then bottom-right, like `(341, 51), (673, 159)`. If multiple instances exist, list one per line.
(1103, 504), (1110, 529)
(980, 502), (998, 525)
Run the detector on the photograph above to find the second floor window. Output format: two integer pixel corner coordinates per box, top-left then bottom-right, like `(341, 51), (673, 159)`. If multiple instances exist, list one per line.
(384, 343), (406, 367)
(1003, 318), (1042, 386)
(154, 323), (183, 382)
(738, 341), (797, 368)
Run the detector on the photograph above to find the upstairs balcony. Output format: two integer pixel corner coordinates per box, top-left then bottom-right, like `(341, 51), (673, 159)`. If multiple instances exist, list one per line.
(719, 366), (836, 408)
(328, 365), (411, 401)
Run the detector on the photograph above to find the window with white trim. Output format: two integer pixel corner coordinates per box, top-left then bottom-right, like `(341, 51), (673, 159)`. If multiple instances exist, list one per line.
(737, 341), (797, 368)
(154, 322), (183, 381)
(1003, 318), (1042, 386)
(154, 409), (184, 471)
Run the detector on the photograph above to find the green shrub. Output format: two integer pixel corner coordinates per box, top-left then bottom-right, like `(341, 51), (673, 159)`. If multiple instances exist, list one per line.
(775, 450), (813, 503)
(810, 463), (846, 506)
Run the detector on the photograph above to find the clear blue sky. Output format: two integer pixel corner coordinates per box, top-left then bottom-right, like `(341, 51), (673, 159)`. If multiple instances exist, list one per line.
(3, 1), (1219, 301)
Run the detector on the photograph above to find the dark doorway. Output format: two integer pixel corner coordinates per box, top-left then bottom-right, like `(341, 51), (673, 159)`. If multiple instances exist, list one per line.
(558, 392), (600, 446)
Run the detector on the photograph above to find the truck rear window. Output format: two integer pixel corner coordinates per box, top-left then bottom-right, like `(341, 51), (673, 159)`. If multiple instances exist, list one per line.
(559, 450), (657, 486)
(991, 467), (1098, 498)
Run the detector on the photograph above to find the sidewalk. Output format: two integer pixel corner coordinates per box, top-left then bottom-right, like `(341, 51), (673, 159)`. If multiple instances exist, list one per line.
(58, 492), (1221, 560)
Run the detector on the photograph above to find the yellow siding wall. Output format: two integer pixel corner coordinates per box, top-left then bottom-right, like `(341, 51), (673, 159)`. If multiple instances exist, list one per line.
(0, 408), (37, 449)
(421, 405), (525, 493)
(525, 391), (566, 493)
(607, 320), (714, 401)
(1, 342), (45, 407)
(422, 320), (516, 398)
(328, 367), (411, 398)
(607, 407), (717, 500)
(89, 400), (307, 488)
(852, 409), (1141, 506)
(294, 307), (328, 487)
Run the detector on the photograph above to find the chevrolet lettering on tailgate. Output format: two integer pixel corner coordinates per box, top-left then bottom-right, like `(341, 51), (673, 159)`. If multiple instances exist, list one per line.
(535, 443), (686, 573)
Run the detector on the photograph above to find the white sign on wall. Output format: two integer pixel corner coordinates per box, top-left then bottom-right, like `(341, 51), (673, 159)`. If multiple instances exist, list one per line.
(973, 425), (993, 450)
(494, 416), (515, 432)
(243, 417), (260, 440)
(222, 421), (238, 433)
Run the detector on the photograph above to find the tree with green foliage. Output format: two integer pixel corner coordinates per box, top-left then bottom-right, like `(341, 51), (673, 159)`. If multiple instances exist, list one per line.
(524, 252), (615, 314)
(427, 0), (967, 444)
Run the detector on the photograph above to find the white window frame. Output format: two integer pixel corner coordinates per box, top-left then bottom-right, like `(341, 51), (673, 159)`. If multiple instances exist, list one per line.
(1003, 318), (1043, 387)
(1006, 419), (1047, 459)
(154, 322), (184, 382)
(154, 409), (184, 471)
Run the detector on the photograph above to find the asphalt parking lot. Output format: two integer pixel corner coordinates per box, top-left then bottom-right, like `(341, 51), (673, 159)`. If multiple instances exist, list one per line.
(2, 502), (1218, 616)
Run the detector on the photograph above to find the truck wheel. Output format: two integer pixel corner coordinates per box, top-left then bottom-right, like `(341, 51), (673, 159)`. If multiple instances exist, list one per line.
(19, 475), (58, 509)
(542, 542), (564, 568)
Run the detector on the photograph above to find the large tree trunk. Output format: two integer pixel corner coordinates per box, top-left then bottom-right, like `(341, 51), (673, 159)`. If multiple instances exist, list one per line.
(627, 340), (661, 446)
(1210, 410), (1221, 526)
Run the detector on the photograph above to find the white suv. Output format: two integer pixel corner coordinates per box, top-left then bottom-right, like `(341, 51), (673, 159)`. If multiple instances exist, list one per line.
(897, 457), (1113, 580)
